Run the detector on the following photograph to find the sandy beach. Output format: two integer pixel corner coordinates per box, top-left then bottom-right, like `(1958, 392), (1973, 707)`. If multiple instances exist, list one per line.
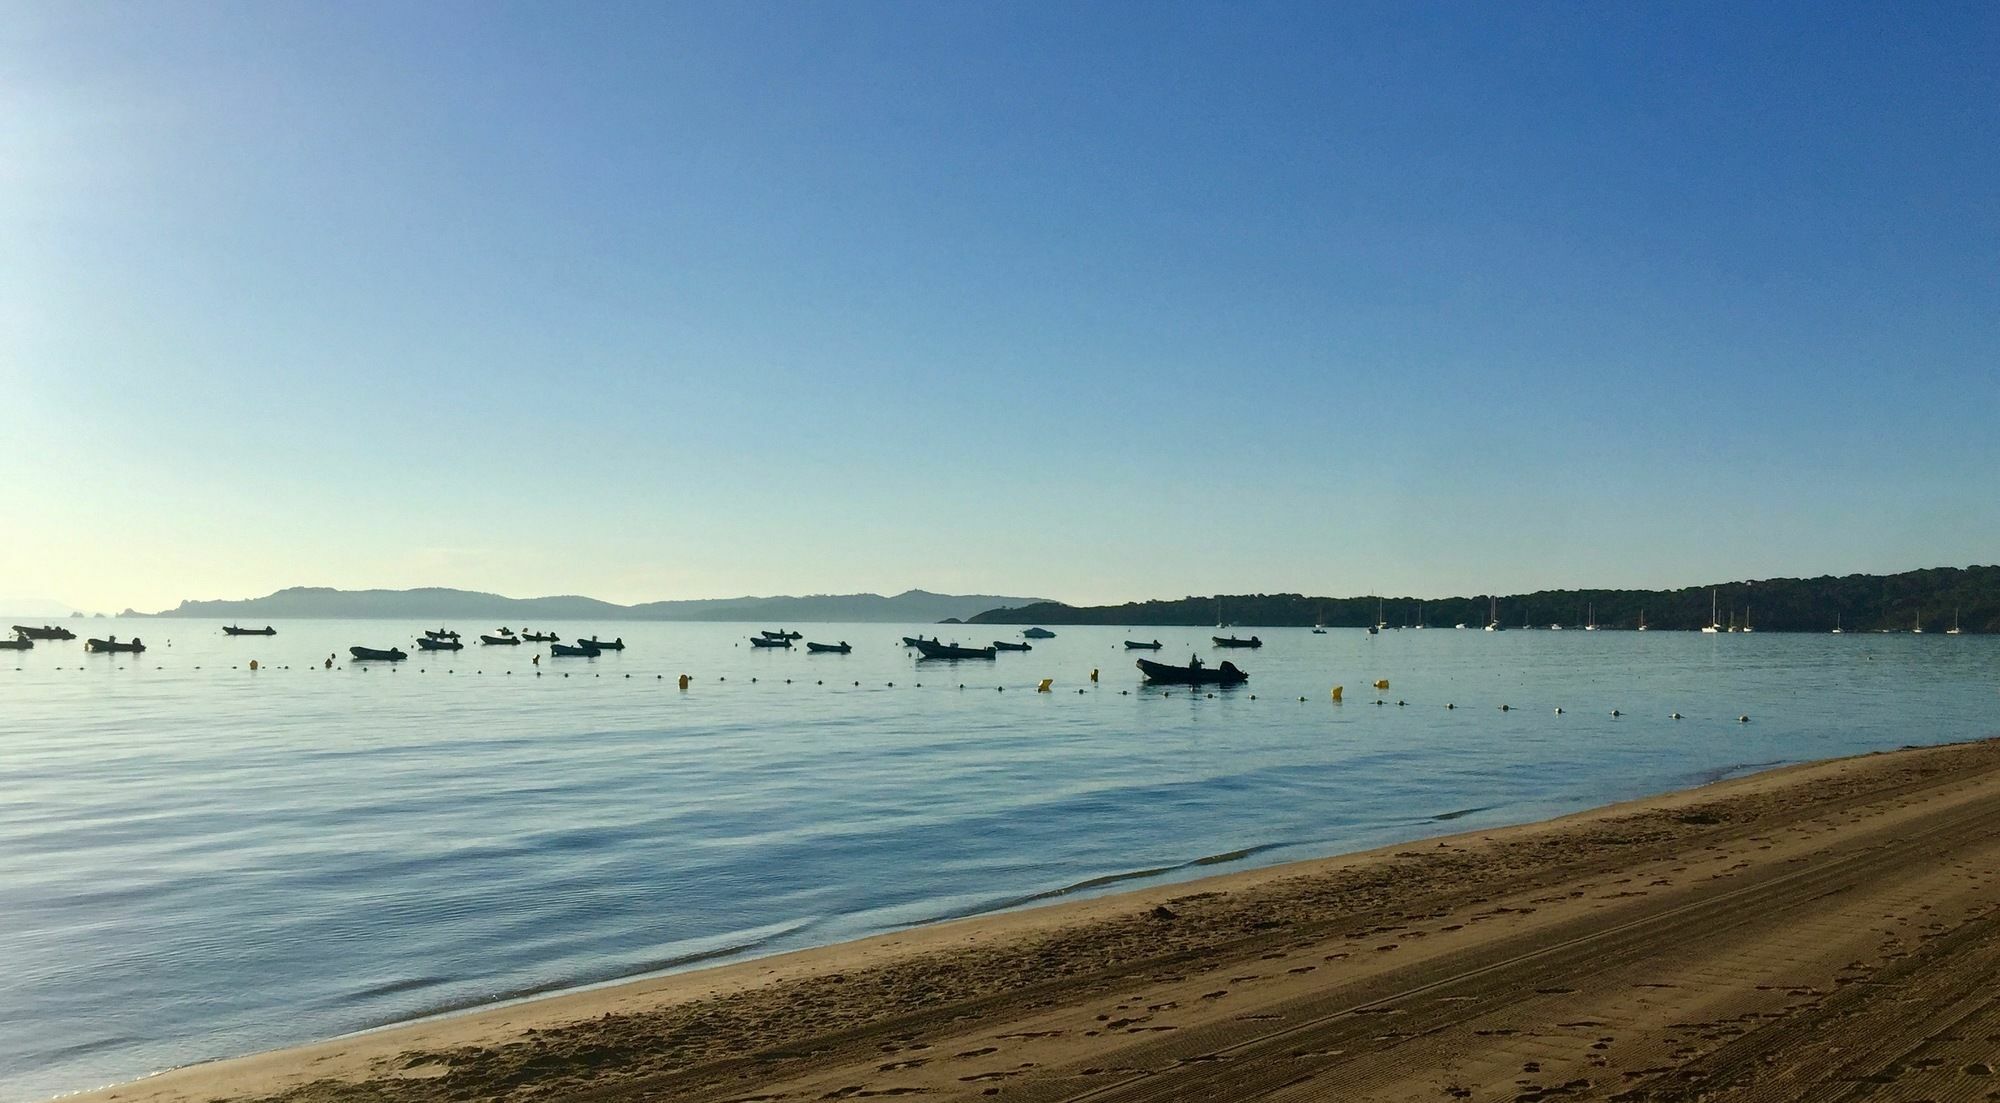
(77, 736), (2000, 1103)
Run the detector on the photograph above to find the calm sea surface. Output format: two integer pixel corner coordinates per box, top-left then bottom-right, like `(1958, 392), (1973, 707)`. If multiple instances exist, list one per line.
(3, 618), (1996, 1100)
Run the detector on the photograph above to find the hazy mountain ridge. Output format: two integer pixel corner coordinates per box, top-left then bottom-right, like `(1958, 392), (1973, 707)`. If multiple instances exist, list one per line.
(967, 565), (2000, 634)
(148, 586), (1049, 624)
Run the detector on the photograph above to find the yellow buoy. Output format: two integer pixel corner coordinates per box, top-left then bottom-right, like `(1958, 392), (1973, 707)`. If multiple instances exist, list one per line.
(1372, 678), (1389, 690)
(249, 660), (258, 671)
(677, 673), (690, 690)
(1037, 678), (1053, 693)
(1089, 668), (1099, 682)
(1330, 685), (1344, 702)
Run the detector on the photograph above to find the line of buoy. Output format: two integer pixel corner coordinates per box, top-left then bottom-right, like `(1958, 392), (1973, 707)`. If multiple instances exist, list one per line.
(3, 663), (1753, 720)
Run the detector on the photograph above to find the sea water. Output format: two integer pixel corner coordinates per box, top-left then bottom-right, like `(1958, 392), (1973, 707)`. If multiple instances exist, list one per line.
(2, 619), (1995, 1100)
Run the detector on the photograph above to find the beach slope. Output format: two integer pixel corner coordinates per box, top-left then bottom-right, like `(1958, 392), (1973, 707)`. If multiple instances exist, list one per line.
(85, 737), (2000, 1103)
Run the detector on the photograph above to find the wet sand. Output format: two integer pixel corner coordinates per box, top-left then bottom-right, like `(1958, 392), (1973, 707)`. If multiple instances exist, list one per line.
(80, 737), (2000, 1103)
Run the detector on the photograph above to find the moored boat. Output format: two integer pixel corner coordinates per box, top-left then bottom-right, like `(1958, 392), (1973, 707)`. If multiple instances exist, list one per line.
(423, 629), (460, 640)
(85, 636), (145, 653)
(912, 639), (998, 660)
(749, 636), (792, 648)
(223, 625), (276, 636)
(348, 645), (406, 661)
(1124, 639), (1163, 650)
(0, 635), (33, 650)
(901, 636), (936, 647)
(416, 636), (463, 651)
(12, 625), (76, 640)
(1136, 658), (1248, 685)
(520, 631), (559, 642)
(805, 641), (851, 653)
(549, 642), (600, 657)
(582, 637), (625, 651)
(761, 630), (803, 640)
(1022, 627), (1056, 639)
(993, 640), (1032, 651)
(1212, 635), (1262, 648)
(480, 634), (521, 645)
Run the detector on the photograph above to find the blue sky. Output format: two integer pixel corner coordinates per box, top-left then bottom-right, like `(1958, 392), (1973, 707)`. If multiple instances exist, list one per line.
(2, 1), (1995, 612)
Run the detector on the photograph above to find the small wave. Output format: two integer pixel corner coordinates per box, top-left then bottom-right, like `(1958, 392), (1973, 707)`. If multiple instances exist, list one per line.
(1692, 760), (1786, 786)
(1428, 804), (1499, 822)
(339, 975), (453, 1004)
(914, 841), (1298, 925)
(25, 1034), (145, 1066)
(366, 917), (829, 1029)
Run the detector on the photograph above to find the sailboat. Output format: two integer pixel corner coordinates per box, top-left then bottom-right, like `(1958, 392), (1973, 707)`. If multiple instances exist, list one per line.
(1701, 589), (1722, 633)
(1585, 603), (1598, 631)
(1832, 613), (1843, 634)
(1947, 608), (1962, 635)
(1215, 598), (1226, 630)
(1741, 606), (1753, 633)
(1414, 602), (1425, 628)
(1912, 608), (1923, 634)
(1312, 605), (1327, 635)
(1375, 599), (1387, 633)
(1637, 608), (1648, 631)
(1485, 597), (1502, 631)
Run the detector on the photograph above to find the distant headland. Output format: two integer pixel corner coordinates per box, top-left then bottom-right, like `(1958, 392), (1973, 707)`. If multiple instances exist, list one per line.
(967, 565), (1997, 634)
(138, 587), (1052, 624)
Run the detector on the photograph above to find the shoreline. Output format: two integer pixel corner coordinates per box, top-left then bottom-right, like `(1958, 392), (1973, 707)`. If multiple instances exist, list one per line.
(77, 736), (2000, 1103)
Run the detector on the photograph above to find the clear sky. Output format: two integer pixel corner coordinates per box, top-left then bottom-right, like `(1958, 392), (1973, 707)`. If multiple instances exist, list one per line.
(3, 1), (1995, 613)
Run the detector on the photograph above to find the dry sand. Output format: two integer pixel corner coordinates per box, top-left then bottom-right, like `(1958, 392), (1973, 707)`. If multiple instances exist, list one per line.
(78, 737), (2000, 1103)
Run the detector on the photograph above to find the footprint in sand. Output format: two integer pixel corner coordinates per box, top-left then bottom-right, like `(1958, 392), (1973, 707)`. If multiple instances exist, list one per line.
(952, 1047), (998, 1058)
(877, 1058), (930, 1072)
(958, 1063), (1036, 1082)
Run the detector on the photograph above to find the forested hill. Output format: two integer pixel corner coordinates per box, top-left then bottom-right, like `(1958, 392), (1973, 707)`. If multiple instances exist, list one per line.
(148, 587), (1048, 623)
(967, 566), (2000, 633)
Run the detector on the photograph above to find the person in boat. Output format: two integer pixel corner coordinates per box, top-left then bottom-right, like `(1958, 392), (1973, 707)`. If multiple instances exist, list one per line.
(324, 654), (333, 669)
(1189, 653), (1203, 671)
